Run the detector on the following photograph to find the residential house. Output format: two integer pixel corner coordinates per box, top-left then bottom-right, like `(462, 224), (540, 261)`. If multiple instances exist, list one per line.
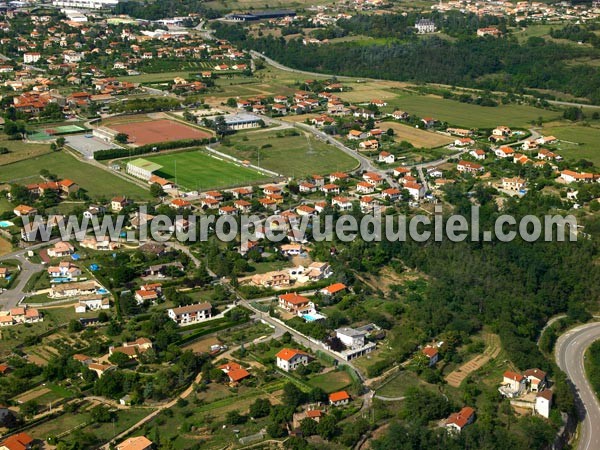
(252, 270), (291, 288)
(279, 293), (311, 314)
(47, 241), (75, 258)
(329, 390), (350, 406)
(332, 196), (352, 210)
(111, 196), (129, 212)
(382, 188), (402, 201)
(445, 407), (475, 433)
(320, 283), (346, 296)
(560, 170), (598, 184)
(495, 146), (515, 159)
(219, 361), (250, 384)
(469, 149), (486, 160)
(276, 348), (310, 372)
(403, 182), (425, 200)
(378, 151), (395, 164)
(116, 436), (154, 450)
(13, 205), (37, 217)
(356, 181), (375, 194)
(502, 177), (526, 191)
(422, 346), (439, 366)
(524, 368), (547, 392)
(0, 432), (34, 450)
(457, 160), (484, 174)
(167, 302), (212, 326)
(348, 129), (366, 140)
(359, 139), (379, 150)
(535, 390), (552, 418)
(391, 110), (409, 120)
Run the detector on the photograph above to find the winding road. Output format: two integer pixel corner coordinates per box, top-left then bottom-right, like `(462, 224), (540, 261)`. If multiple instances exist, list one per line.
(555, 321), (600, 450)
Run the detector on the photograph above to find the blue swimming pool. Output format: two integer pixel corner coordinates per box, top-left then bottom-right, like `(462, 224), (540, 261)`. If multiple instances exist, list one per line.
(96, 288), (108, 294)
(303, 313), (325, 322)
(0, 220), (14, 228)
(52, 277), (71, 283)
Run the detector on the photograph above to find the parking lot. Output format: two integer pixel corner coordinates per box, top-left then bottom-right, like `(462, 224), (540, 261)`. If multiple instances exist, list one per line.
(65, 134), (120, 158)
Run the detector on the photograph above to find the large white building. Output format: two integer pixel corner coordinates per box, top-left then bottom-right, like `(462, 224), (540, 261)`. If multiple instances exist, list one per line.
(53, 0), (119, 9)
(126, 158), (163, 181)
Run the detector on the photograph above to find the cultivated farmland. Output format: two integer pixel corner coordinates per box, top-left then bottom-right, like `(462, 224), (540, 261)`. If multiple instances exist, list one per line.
(379, 121), (454, 148)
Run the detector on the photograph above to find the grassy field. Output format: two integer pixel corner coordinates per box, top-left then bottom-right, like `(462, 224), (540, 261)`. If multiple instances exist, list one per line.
(0, 151), (153, 200)
(0, 237), (12, 256)
(0, 135), (52, 166)
(376, 370), (431, 398)
(379, 121), (454, 148)
(307, 370), (352, 393)
(219, 129), (358, 176)
(116, 70), (197, 84)
(540, 122), (600, 165)
(138, 149), (270, 190)
(379, 93), (562, 128)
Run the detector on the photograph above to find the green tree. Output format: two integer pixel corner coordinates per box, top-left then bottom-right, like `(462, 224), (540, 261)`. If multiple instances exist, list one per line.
(115, 133), (129, 144)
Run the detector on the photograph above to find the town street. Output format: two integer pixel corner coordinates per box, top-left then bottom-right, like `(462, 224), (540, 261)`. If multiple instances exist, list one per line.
(555, 322), (600, 450)
(0, 241), (57, 310)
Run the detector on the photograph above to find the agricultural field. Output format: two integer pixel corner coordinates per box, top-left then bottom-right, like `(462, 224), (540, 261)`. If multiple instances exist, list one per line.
(0, 134), (52, 166)
(219, 129), (359, 177)
(540, 122), (600, 165)
(0, 151), (153, 200)
(379, 93), (562, 129)
(138, 149), (270, 190)
(379, 121), (454, 148)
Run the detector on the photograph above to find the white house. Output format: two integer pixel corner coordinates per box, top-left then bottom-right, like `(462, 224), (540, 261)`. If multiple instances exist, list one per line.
(276, 348), (310, 372)
(535, 390), (552, 418)
(336, 327), (366, 349)
(167, 302), (212, 326)
(445, 407), (475, 433)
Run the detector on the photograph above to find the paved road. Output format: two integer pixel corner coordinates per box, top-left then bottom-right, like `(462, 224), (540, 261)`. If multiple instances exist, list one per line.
(0, 241), (57, 309)
(555, 322), (600, 450)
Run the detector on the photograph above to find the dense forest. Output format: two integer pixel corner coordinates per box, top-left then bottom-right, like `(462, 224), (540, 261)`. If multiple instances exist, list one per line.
(302, 189), (600, 372)
(114, 0), (220, 20)
(213, 17), (600, 103)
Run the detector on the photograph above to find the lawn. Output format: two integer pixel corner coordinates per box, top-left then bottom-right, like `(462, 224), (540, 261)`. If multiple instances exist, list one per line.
(0, 151), (153, 200)
(0, 134), (52, 166)
(376, 369), (429, 398)
(381, 93), (562, 128)
(380, 121), (454, 148)
(139, 149), (270, 190)
(307, 370), (352, 393)
(219, 130), (358, 177)
(540, 122), (600, 165)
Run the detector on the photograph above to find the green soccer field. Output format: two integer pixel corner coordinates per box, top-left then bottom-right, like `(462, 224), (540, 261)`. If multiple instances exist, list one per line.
(142, 149), (271, 190)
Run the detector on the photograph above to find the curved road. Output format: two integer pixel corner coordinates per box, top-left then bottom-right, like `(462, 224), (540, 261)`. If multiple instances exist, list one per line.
(555, 321), (600, 450)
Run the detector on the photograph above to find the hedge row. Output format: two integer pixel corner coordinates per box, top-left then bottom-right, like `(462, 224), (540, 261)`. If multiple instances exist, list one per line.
(93, 137), (217, 160)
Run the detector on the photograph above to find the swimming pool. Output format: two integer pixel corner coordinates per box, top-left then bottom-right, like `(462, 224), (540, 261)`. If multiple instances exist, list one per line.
(0, 221), (14, 228)
(96, 288), (108, 294)
(303, 313), (326, 322)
